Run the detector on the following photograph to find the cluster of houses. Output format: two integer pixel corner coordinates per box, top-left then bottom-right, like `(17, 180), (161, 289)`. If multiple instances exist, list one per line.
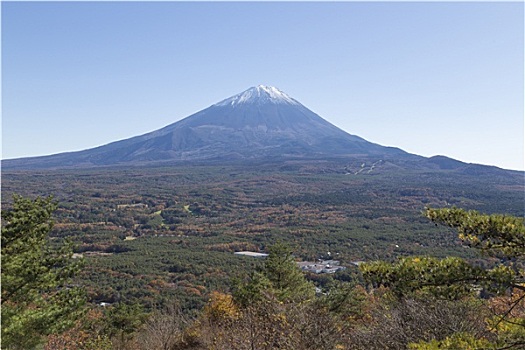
(297, 259), (346, 274)
(234, 251), (348, 274)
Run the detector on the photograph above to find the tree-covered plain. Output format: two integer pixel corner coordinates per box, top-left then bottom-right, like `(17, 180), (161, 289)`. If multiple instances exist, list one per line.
(1, 161), (524, 348)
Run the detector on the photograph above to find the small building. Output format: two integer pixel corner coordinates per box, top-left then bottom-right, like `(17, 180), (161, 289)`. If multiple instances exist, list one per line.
(322, 267), (345, 274)
(320, 260), (340, 266)
(234, 251), (269, 258)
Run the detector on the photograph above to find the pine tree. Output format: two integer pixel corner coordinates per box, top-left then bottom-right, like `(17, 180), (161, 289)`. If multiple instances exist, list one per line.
(1, 195), (85, 349)
(361, 207), (525, 348)
(263, 242), (315, 302)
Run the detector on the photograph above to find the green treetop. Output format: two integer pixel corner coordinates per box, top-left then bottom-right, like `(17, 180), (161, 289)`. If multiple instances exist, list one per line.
(1, 195), (86, 349)
(233, 242), (315, 306)
(361, 207), (525, 349)
(263, 242), (315, 302)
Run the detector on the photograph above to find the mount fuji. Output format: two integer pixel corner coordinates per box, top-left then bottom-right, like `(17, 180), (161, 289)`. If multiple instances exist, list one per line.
(0, 85), (507, 172)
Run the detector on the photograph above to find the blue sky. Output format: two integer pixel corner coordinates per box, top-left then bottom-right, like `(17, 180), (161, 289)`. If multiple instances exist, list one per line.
(2, 1), (524, 170)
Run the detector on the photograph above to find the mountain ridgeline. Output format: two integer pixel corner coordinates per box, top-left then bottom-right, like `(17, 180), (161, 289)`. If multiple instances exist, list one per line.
(1, 85), (520, 178)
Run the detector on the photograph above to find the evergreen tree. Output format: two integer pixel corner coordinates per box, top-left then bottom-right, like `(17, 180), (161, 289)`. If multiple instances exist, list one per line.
(232, 243), (314, 305)
(103, 302), (148, 350)
(361, 207), (525, 348)
(1, 195), (85, 349)
(263, 242), (315, 302)
(362, 208), (524, 298)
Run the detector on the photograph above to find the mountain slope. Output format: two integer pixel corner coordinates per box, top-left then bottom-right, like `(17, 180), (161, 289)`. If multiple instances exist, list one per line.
(3, 85), (412, 169)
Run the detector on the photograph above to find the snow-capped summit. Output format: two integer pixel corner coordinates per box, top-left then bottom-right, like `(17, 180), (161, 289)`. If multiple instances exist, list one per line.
(3, 85), (410, 169)
(215, 85), (300, 107)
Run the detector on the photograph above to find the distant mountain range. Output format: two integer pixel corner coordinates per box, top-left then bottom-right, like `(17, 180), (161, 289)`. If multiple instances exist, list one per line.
(1, 85), (521, 177)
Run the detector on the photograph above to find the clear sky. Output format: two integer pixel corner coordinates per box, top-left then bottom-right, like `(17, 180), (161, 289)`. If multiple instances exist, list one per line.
(2, 1), (524, 170)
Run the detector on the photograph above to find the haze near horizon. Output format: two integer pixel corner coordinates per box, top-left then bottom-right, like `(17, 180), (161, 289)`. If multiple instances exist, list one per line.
(2, 2), (524, 170)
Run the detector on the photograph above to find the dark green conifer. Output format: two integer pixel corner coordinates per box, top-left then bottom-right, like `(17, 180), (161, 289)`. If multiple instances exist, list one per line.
(1, 195), (85, 349)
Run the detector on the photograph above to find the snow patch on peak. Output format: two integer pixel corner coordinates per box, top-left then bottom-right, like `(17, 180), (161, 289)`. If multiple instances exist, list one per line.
(215, 85), (300, 107)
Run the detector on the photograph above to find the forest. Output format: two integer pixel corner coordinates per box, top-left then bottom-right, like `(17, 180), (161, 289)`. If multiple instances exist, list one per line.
(1, 161), (524, 349)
